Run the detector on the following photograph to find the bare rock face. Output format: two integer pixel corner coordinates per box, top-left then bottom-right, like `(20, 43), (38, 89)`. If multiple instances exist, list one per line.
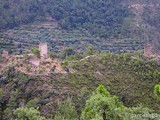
(94, 71), (103, 77)
(144, 44), (153, 57)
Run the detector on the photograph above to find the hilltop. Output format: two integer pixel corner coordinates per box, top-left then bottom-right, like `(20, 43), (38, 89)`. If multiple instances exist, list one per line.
(0, 42), (66, 76)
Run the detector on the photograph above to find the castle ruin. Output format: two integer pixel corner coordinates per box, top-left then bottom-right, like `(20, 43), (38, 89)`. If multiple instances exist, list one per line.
(28, 55), (40, 67)
(2, 50), (9, 59)
(39, 43), (48, 58)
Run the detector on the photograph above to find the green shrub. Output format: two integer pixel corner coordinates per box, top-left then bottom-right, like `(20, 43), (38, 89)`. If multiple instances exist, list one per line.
(26, 65), (32, 72)
(26, 98), (38, 108)
(38, 68), (45, 73)
(81, 85), (125, 120)
(4, 108), (12, 120)
(154, 84), (160, 97)
(13, 107), (46, 120)
(72, 61), (78, 68)
(81, 85), (159, 120)
(61, 59), (69, 69)
(0, 88), (4, 97)
(31, 48), (40, 58)
(54, 98), (78, 120)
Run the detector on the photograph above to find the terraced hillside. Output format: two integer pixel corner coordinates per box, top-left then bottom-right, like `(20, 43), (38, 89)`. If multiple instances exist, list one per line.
(0, 18), (145, 55)
(1, 0), (160, 55)
(0, 18), (97, 54)
(0, 41), (14, 52)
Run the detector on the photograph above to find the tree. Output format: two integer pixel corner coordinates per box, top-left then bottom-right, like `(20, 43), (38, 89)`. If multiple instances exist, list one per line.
(31, 48), (40, 58)
(13, 107), (46, 120)
(0, 88), (4, 98)
(4, 89), (20, 119)
(0, 88), (6, 119)
(81, 85), (125, 120)
(154, 84), (160, 97)
(81, 85), (159, 120)
(85, 46), (97, 55)
(54, 98), (78, 120)
(62, 48), (75, 58)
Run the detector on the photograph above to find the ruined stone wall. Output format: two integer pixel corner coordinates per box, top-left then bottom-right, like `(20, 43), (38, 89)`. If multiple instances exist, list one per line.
(28, 55), (40, 67)
(2, 50), (9, 59)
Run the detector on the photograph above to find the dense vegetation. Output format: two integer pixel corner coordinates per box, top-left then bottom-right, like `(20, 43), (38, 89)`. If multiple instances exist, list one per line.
(0, 22), (145, 55)
(52, 0), (130, 38)
(1, 0), (160, 55)
(1, 0), (160, 39)
(0, 0), (129, 38)
(0, 52), (160, 119)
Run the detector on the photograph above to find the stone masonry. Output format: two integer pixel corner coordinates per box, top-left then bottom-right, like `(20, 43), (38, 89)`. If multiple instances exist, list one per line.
(39, 43), (48, 58)
(2, 50), (9, 59)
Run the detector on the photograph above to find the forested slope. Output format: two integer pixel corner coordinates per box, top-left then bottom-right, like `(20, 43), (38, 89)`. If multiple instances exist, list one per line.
(0, 53), (160, 119)
(0, 0), (128, 38)
(1, 0), (160, 40)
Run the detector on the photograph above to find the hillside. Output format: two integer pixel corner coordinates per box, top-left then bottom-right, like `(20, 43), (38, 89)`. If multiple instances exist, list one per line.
(0, 52), (160, 119)
(0, 0), (160, 53)
(0, 0), (129, 38)
(1, 1), (160, 119)
(0, 18), (145, 55)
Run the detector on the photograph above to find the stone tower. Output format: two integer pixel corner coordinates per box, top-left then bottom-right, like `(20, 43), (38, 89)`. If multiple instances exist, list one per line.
(39, 43), (48, 58)
(144, 44), (153, 57)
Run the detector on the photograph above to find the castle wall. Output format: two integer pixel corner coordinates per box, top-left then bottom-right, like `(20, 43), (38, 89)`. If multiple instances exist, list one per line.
(28, 55), (40, 67)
